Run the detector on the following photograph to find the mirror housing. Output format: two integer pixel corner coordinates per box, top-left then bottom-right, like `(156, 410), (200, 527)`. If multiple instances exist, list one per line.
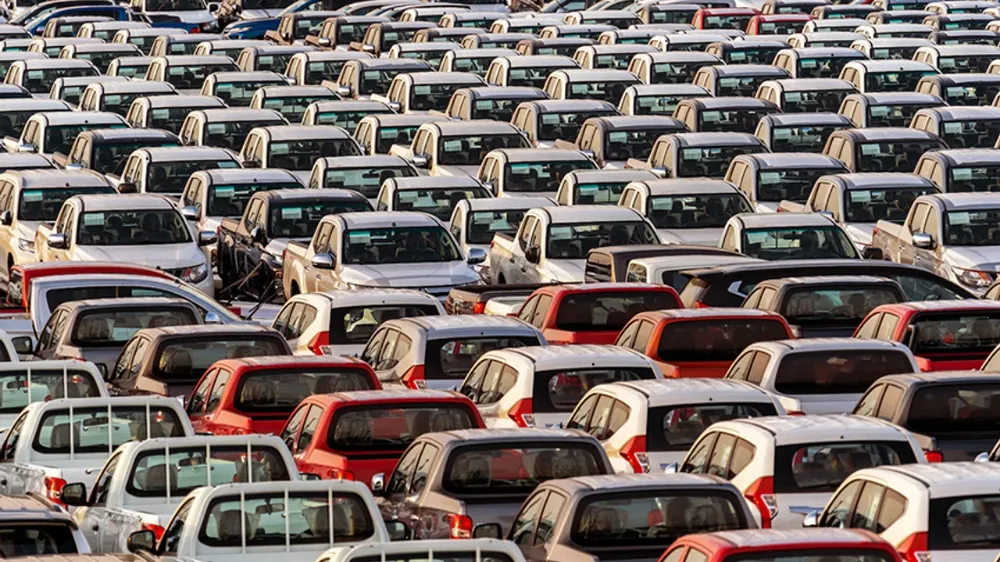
(47, 233), (67, 250)
(861, 246), (883, 260)
(204, 312), (222, 324)
(0, 210), (11, 226)
(361, 43), (375, 53)
(127, 530), (156, 554)
(802, 510), (820, 528)
(336, 86), (351, 97)
(411, 154), (429, 168)
(467, 247), (487, 265)
(976, 452), (991, 462)
(16, 142), (35, 153)
(651, 166), (667, 178)
(207, 1), (219, 9)
(580, 149), (595, 160)
(912, 232), (935, 249)
(311, 252), (336, 270)
(10, 336), (32, 355)
(384, 519), (408, 541)
(525, 245), (540, 264)
(199, 231), (218, 247)
(181, 205), (199, 221)
(118, 182), (137, 194)
(662, 462), (679, 474)
(371, 472), (385, 493)
(472, 523), (502, 539)
(250, 227), (266, 245)
(318, 37), (331, 47)
(60, 482), (87, 506)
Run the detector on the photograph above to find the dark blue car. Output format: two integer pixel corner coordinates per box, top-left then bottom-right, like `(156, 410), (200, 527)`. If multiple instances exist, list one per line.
(221, 0), (339, 39)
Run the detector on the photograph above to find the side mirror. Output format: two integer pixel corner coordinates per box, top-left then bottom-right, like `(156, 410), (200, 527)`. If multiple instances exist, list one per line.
(912, 232), (935, 249)
(336, 86), (351, 97)
(10, 336), (33, 355)
(318, 37), (331, 47)
(384, 519), (409, 541)
(0, 210), (11, 226)
(118, 182), (137, 194)
(199, 231), (218, 247)
(311, 252), (336, 270)
(388, 101), (402, 112)
(580, 149), (595, 160)
(181, 205), (199, 221)
(976, 452), (991, 463)
(204, 312), (222, 324)
(361, 43), (375, 53)
(60, 482), (87, 506)
(663, 462), (679, 474)
(651, 166), (667, 178)
(207, 1), (220, 10)
(861, 246), (883, 260)
(243, 159), (260, 169)
(371, 472), (385, 492)
(47, 233), (67, 250)
(525, 245), (540, 264)
(127, 530), (156, 554)
(472, 523), (502, 539)
(16, 142), (35, 153)
(802, 510), (820, 528)
(411, 154), (429, 168)
(467, 247), (487, 265)
(250, 226), (266, 245)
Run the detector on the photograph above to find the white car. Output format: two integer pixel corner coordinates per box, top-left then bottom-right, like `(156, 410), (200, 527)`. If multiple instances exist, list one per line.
(0, 360), (107, 430)
(0, 493), (92, 556)
(724, 338), (919, 415)
(676, 414), (926, 529)
(812, 462), (1000, 562)
(624, 253), (761, 291)
(319, 539), (526, 562)
(459, 344), (664, 430)
(273, 289), (445, 356)
(569, 378), (784, 475)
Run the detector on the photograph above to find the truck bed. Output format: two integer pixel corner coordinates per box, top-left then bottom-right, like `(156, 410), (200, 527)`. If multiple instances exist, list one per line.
(445, 283), (551, 314)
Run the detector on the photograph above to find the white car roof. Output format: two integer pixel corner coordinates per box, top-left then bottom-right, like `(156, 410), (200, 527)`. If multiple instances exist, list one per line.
(541, 205), (644, 224)
(74, 194), (175, 212)
(858, 462), (1000, 499)
(337, 211), (440, 230)
(713, 414), (908, 446)
(320, 539), (524, 562)
(745, 337), (913, 355)
(602, 378), (777, 407)
(386, 315), (541, 339)
(295, 288), (442, 308)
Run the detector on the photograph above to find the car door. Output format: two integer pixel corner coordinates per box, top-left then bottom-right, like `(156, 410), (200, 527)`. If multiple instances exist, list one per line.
(406, 442), (442, 538)
(93, 452), (123, 552)
(510, 490), (547, 561)
(235, 198), (261, 278)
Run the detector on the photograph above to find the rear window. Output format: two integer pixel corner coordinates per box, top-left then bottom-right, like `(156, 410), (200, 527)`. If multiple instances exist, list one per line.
(354, 554), (515, 562)
(774, 441), (915, 493)
(534, 368), (657, 413)
(33, 405), (186, 454)
(646, 403), (777, 452)
(0, 369), (100, 413)
(906, 384), (1000, 434)
(929, 494), (1000, 550)
(773, 350), (915, 395)
(154, 338), (287, 382)
(571, 490), (748, 548)
(0, 523), (79, 556)
(331, 305), (440, 346)
(781, 287), (900, 325)
(234, 369), (376, 413)
(72, 307), (199, 347)
(911, 312), (1000, 354)
(426, 336), (539, 379)
(443, 443), (604, 496)
(327, 403), (476, 451)
(554, 291), (680, 332)
(725, 550), (896, 562)
(657, 319), (790, 362)
(127, 444), (291, 497)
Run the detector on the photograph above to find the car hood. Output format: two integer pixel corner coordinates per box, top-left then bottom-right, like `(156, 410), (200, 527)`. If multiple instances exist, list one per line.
(340, 261), (479, 288)
(657, 227), (721, 246)
(944, 247), (1000, 271)
(77, 243), (204, 269)
(544, 259), (586, 283)
(147, 9), (214, 23)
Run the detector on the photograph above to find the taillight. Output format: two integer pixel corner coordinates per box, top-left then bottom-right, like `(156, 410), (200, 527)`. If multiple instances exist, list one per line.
(898, 531), (930, 562)
(872, 226), (879, 237)
(308, 331), (330, 355)
(621, 436), (650, 473)
(328, 468), (355, 481)
(142, 523), (166, 541)
(924, 449), (943, 463)
(401, 365), (426, 390)
(694, 300), (711, 309)
(472, 302), (486, 314)
(508, 398), (534, 428)
(787, 411), (805, 416)
(44, 476), (67, 505)
(744, 476), (777, 528)
(444, 513), (473, 539)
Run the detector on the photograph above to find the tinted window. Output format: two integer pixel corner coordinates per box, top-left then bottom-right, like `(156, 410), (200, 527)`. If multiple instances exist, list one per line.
(72, 307), (199, 347)
(425, 336), (538, 379)
(534, 368), (656, 413)
(323, 166), (416, 198)
(234, 369), (376, 413)
(443, 443), (604, 496)
(554, 291), (679, 332)
(646, 403), (776, 452)
(774, 441), (914, 493)
(928, 494), (1000, 550)
(153, 338), (286, 382)
(0, 523), (79, 555)
(911, 312), (1000, 354)
(657, 319), (789, 361)
(393, 187), (492, 221)
(330, 305), (439, 345)
(327, 403), (476, 451)
(0, 369), (101, 413)
(906, 383), (1000, 433)
(773, 350), (915, 394)
(206, 183), (302, 218)
(18, 187), (115, 221)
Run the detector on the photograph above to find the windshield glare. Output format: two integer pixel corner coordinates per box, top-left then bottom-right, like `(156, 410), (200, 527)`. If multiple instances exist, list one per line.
(467, 210), (527, 244)
(758, 168), (843, 203)
(269, 201), (370, 238)
(77, 210), (192, 246)
(945, 208), (1000, 246)
(679, 145), (768, 177)
(744, 226), (859, 259)
(19, 187), (115, 221)
(344, 226), (461, 264)
(269, 139), (360, 169)
(148, 160), (239, 194)
(649, 193), (751, 228)
(437, 134), (528, 165)
(394, 187), (491, 220)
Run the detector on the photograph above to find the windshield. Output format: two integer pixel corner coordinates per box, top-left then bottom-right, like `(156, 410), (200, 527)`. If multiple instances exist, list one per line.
(234, 369), (376, 412)
(856, 140), (945, 173)
(322, 166), (415, 197)
(940, 119), (1000, 149)
(506, 160), (595, 193)
(443, 443), (604, 496)
(268, 139), (360, 170)
(255, 53), (297, 73)
(167, 64), (237, 90)
(537, 110), (617, 141)
(594, 53), (635, 70)
(567, 80), (636, 104)
(573, 182), (627, 204)
(262, 95), (338, 122)
(101, 93), (146, 116)
(0, 111), (42, 139)
(945, 208), (1000, 246)
(797, 57), (850, 78)
(344, 226), (461, 264)
(782, 286), (901, 324)
(18, 187), (115, 222)
(128, 445), (289, 498)
(150, 108), (203, 133)
(715, 76), (771, 98)
(944, 84), (1000, 106)
(775, 349), (914, 395)
(72, 307), (199, 347)
(782, 90), (847, 113)
(651, 9), (697, 23)
(154, 338), (286, 381)
(394, 187), (491, 221)
(679, 145), (769, 178)
(759, 20), (804, 34)
(216, 80), (284, 106)
(360, 70), (406, 95)
(269, 201), (371, 238)
(77, 210), (192, 246)
(330, 304), (440, 345)
(744, 226), (860, 259)
(314, 109), (391, 130)
(778, 442), (910, 492)
(846, 187), (937, 222)
(699, 109), (776, 134)
(333, 23), (368, 45)
(93, 140), (179, 175)
(570, 491), (747, 547)
(648, 193), (752, 228)
(409, 83), (468, 111)
(758, 168), (844, 203)
(725, 46), (782, 64)
(437, 134), (528, 165)
(906, 384), (1000, 434)
(33, 405), (185, 454)
(647, 403), (776, 452)
(929, 495), (1000, 550)
(865, 70), (939, 92)
(466, 210), (527, 245)
(635, 94), (692, 116)
(24, 67), (98, 94)
(547, 221), (660, 259)
(375, 125), (421, 153)
(651, 62), (705, 84)
(659, 319), (789, 361)
(939, 55), (994, 73)
(148, 160), (239, 194)
(470, 98), (532, 122)
(867, 103), (933, 127)
(0, 369), (100, 414)
(206, 182), (301, 217)
(555, 290), (679, 331)
(911, 312), (1000, 354)
(871, 45), (922, 60)
(772, 124), (850, 151)
(328, 404), (476, 451)
(395, 50), (449, 69)
(205, 121), (272, 151)
(705, 14), (754, 28)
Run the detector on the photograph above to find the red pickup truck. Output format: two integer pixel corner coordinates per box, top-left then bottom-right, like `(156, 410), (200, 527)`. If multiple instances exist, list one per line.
(188, 356), (382, 436)
(279, 389), (484, 486)
(855, 300), (1000, 371)
(515, 283), (681, 345)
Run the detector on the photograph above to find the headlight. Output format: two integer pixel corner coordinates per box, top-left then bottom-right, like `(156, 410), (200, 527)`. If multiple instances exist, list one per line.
(17, 238), (34, 253)
(953, 267), (994, 288)
(182, 263), (209, 284)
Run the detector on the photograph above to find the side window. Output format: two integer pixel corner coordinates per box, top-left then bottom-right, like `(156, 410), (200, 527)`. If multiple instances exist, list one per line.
(876, 385), (902, 421)
(530, 295), (552, 329)
(854, 385), (884, 417)
(585, 394), (615, 440)
(187, 372), (215, 415)
(126, 338), (150, 378)
(632, 320), (655, 352)
(909, 203), (930, 231)
(820, 479), (863, 527)
(280, 405), (309, 451)
(112, 339), (139, 380)
(409, 443), (438, 495)
(0, 413), (26, 461)
(360, 329), (387, 365)
(567, 394), (598, 430)
(681, 432), (718, 474)
(90, 452), (121, 506)
(706, 433), (735, 478)
(850, 481), (886, 531)
(534, 492), (566, 546)
(512, 492), (546, 547)
(924, 210), (940, 239)
(517, 296), (539, 325)
(729, 438), (755, 477)
(726, 351), (755, 381)
(876, 489), (907, 533)
(745, 351), (771, 385)
(518, 216), (537, 251)
(387, 444), (422, 495)
(875, 314), (899, 340)
(854, 313), (882, 339)
(206, 369), (231, 414)
(686, 549), (709, 562)
(296, 405), (323, 452)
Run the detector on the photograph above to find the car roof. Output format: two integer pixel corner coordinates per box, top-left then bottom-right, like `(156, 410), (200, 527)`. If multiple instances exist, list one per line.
(827, 172), (936, 189)
(0, 169), (110, 189)
(567, 169), (657, 183)
(540, 205), (642, 224)
(544, 473), (733, 495)
(876, 298), (1000, 313)
(198, 108), (286, 122)
(307, 388), (463, 408)
(462, 196), (554, 212)
(209, 70), (286, 83)
(385, 314), (540, 338)
(392, 176), (483, 190)
(402, 71), (483, 85)
(688, 96), (777, 110)
(255, 125), (352, 141)
(635, 307), (780, 321)
(136, 146), (235, 162)
(141, 95), (225, 109)
(747, 337), (911, 355)
(530, 99), (617, 112)
(756, 275), (899, 287)
(736, 212), (836, 228)
(862, 462), (1000, 498)
(57, 297), (191, 312)
(877, 370), (1000, 387)
(715, 414), (906, 445)
(762, 113), (854, 126)
(422, 427), (596, 446)
(919, 106), (1000, 120)
(854, 92), (944, 104)
(486, 344), (652, 371)
(671, 132), (763, 147)
(697, 529), (886, 549)
(430, 120), (519, 136)
(198, 169), (299, 183)
(337, 211), (440, 229)
(928, 192), (1000, 210)
(765, 78), (856, 91)
(72, 193), (174, 211)
(89, 81), (175, 95)
(635, 178), (740, 195)
(81, 128), (177, 142)
(503, 55), (577, 67)
(493, 148), (591, 162)
(744, 153), (845, 168)
(608, 378), (776, 406)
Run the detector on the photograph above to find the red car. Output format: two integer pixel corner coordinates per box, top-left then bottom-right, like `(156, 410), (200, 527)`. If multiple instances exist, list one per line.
(515, 283), (681, 345)
(187, 356), (381, 436)
(855, 300), (1000, 371)
(4, 261), (172, 310)
(660, 528), (902, 562)
(691, 7), (760, 29)
(745, 14), (811, 35)
(279, 389), (485, 486)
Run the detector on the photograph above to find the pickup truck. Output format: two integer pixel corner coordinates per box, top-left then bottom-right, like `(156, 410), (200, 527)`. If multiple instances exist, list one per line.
(872, 192), (1000, 293)
(64, 434), (297, 553)
(216, 189), (371, 301)
(125, 480), (406, 558)
(389, 120), (531, 178)
(0, 395), (193, 503)
(475, 148), (598, 200)
(431, 86), (548, 122)
(720, 212), (865, 260)
(371, 71), (485, 115)
(282, 211), (482, 301)
(1, 110), (127, 157)
(777, 172), (940, 250)
(448, 197), (555, 279)
(52, 129), (180, 177)
(488, 206), (662, 284)
(444, 283), (551, 315)
(0, 360), (107, 429)
(113, 146), (241, 196)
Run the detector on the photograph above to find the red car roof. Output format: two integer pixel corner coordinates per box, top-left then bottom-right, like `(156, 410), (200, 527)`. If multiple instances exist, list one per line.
(214, 356), (372, 371)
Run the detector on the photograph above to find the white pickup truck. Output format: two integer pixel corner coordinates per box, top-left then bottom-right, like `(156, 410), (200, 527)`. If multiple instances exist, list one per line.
(0, 396), (194, 502)
(488, 205), (662, 284)
(63, 434), (298, 554)
(125, 480), (407, 561)
(389, 121), (531, 178)
(318, 540), (526, 562)
(0, 361), (106, 430)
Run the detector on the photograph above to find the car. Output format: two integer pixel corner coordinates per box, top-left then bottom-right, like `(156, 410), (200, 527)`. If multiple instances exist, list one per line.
(752, 113), (855, 153)
(719, 213), (862, 261)
(373, 176), (492, 221)
(263, 13), (339, 46)
(662, 529), (904, 562)
(912, 148), (1000, 193)
(617, 178), (752, 246)
(124, 95), (226, 134)
(301, 100), (394, 128)
(47, 76), (125, 109)
(52, 128), (180, 176)
(624, 254), (762, 291)
(113, 146), (240, 196)
(734, 153), (856, 213)
(27, 38), (104, 59)
(914, 44), (1000, 72)
(746, 14), (812, 35)
(238, 125), (362, 183)
(672, 97), (781, 135)
(331, 58), (432, 101)
(248, 84), (339, 123)
(677, 414), (925, 529)
(691, 64), (791, 98)
(448, 198), (555, 270)
(573, 44), (657, 70)
(754, 78), (858, 114)
(273, 289), (444, 356)
(375, 428), (614, 539)
(57, 42), (142, 73)
(284, 51), (373, 87)
(352, 114), (440, 156)
(372, 71), (485, 115)
(616, 308), (795, 378)
(555, 169), (656, 207)
(77, 80), (178, 117)
(234, 44), (315, 73)
(837, 60), (939, 93)
(541, 68), (641, 104)
(386, 42), (459, 70)
(553, 116), (686, 170)
(475, 148), (598, 199)
(307, 154), (417, 198)
(628, 132), (770, 180)
(850, 37), (933, 61)
(617, 84), (711, 117)
(821, 127), (948, 173)
(0, 494), (92, 555)
(484, 55), (579, 89)
(838, 92), (945, 128)
(143, 55), (239, 96)
(509, 99), (619, 149)
(569, 378), (783, 473)
(177, 107), (288, 151)
(705, 38), (788, 65)
(110, 27), (183, 55)
(199, 70), (288, 107)
(389, 121), (530, 178)
(437, 47), (518, 76)
(0, 360), (108, 429)
(433, 86), (548, 123)
(303, 15), (390, 50)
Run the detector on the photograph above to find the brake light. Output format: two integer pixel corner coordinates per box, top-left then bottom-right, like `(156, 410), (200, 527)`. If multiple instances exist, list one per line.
(898, 532), (930, 562)
(924, 449), (943, 463)
(328, 468), (355, 481)
(44, 476), (67, 505)
(744, 476), (777, 528)
(401, 365), (426, 390)
(621, 436), (650, 473)
(472, 302), (486, 314)
(872, 226), (879, 237)
(227, 306), (242, 316)
(308, 331), (330, 355)
(445, 513), (473, 539)
(142, 523), (166, 541)
(787, 410), (805, 416)
(508, 398), (534, 428)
